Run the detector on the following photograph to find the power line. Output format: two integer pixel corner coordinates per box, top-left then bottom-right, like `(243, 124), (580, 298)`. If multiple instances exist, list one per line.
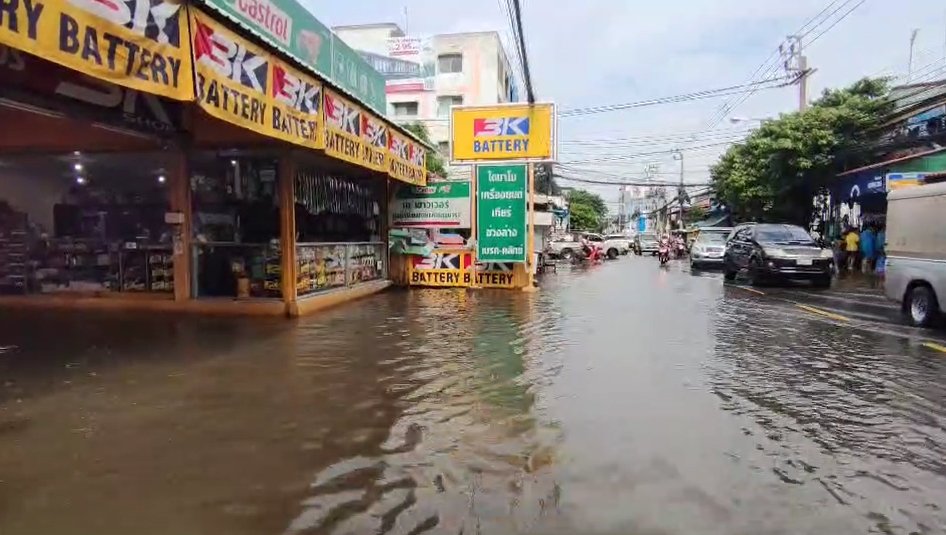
(559, 140), (738, 165)
(407, 78), (793, 123)
(559, 76), (794, 117)
(806, 0), (868, 46)
(706, 0), (862, 128)
(554, 173), (713, 187)
(509, 0), (534, 103)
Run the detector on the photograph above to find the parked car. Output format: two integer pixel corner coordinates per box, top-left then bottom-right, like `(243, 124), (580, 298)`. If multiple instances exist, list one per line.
(635, 233), (660, 255)
(723, 223), (833, 287)
(885, 181), (946, 327)
(689, 231), (729, 269)
(603, 234), (633, 258)
(548, 234), (581, 260)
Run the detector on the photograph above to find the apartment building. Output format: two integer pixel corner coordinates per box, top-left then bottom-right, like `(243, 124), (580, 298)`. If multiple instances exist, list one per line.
(334, 23), (520, 177)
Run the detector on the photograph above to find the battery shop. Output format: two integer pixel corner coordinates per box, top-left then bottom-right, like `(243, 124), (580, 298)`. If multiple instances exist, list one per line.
(0, 0), (429, 316)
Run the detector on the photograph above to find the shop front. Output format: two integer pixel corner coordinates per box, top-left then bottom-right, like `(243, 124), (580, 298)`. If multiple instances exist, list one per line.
(0, 1), (430, 316)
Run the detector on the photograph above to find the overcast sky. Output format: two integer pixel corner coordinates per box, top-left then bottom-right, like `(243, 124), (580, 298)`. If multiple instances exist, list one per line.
(306, 0), (946, 207)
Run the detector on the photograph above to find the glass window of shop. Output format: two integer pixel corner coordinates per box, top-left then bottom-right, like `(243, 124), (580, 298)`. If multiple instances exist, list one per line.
(0, 152), (174, 296)
(294, 170), (386, 297)
(190, 154), (282, 299)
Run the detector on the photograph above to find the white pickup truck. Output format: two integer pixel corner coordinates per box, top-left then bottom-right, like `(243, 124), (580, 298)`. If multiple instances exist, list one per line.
(549, 233), (630, 260)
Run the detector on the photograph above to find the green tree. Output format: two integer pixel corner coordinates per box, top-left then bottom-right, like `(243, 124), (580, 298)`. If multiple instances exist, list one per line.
(566, 189), (607, 231)
(684, 206), (707, 225)
(402, 122), (447, 177)
(711, 77), (893, 224)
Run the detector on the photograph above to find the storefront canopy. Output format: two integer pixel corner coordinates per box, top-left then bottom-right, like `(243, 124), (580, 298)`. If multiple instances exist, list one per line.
(0, 0), (429, 185)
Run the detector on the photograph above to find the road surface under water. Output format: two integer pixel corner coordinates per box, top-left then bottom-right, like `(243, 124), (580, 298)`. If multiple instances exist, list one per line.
(1, 258), (945, 534)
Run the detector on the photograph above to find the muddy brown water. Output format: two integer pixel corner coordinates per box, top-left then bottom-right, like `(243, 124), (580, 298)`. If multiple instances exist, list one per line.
(1, 260), (945, 534)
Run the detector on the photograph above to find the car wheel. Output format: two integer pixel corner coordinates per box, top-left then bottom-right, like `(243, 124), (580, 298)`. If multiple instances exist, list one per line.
(905, 285), (938, 327)
(560, 248), (574, 261)
(607, 248), (618, 260)
(748, 258), (767, 287)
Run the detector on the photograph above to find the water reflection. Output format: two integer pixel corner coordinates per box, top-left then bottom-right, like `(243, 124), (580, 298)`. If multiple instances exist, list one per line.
(285, 288), (565, 534)
(2, 261), (946, 534)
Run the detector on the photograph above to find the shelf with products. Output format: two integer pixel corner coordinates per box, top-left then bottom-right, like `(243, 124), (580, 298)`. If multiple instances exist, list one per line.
(296, 244), (347, 296)
(0, 209), (29, 295)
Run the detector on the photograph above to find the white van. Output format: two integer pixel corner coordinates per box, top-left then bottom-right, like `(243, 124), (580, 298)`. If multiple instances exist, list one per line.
(885, 181), (946, 326)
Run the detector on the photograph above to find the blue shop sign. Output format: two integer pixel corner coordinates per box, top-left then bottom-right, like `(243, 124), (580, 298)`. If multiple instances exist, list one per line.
(834, 171), (886, 201)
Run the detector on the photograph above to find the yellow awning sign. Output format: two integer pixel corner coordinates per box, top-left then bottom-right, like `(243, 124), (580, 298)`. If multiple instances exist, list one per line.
(450, 103), (556, 163)
(324, 88), (366, 168)
(360, 112), (388, 172)
(387, 129), (427, 186)
(190, 8), (324, 150)
(0, 0), (194, 100)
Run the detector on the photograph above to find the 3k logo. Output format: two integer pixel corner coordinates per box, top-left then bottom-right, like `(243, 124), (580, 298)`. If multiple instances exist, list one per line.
(68, 0), (182, 46)
(193, 20), (268, 93)
(417, 254), (462, 270)
(473, 117), (530, 137)
(272, 65), (320, 115)
(389, 135), (409, 160)
(361, 116), (387, 147)
(325, 94), (360, 135)
(410, 146), (425, 167)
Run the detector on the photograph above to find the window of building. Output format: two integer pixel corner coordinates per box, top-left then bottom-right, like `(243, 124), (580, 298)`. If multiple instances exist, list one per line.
(437, 95), (463, 116)
(391, 101), (418, 117)
(437, 54), (463, 74)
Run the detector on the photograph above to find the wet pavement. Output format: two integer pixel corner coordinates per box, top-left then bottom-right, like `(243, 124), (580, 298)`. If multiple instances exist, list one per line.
(2, 257), (946, 534)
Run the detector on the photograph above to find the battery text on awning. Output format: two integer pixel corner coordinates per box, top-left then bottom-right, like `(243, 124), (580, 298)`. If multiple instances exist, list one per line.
(0, 0), (185, 89)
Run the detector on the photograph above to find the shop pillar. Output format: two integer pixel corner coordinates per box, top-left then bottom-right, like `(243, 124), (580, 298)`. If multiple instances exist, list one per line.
(169, 148), (192, 302)
(279, 153), (298, 312)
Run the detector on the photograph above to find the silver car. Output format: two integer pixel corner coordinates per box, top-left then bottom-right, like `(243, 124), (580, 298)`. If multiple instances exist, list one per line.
(689, 231), (728, 269)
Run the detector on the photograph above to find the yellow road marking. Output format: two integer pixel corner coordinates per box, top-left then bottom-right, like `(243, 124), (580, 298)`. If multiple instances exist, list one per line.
(922, 342), (946, 354)
(795, 304), (850, 322)
(735, 286), (766, 296)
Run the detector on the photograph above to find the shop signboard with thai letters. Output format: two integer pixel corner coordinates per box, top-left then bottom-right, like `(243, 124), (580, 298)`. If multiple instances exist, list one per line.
(387, 129), (427, 186)
(0, 44), (182, 135)
(451, 103), (556, 163)
(201, 0), (386, 115)
(190, 9), (324, 151)
(476, 164), (527, 263)
(391, 182), (471, 228)
(323, 88), (365, 168)
(0, 0), (193, 101)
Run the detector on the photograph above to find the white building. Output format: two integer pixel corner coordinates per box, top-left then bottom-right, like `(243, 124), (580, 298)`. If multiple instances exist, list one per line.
(333, 23), (520, 179)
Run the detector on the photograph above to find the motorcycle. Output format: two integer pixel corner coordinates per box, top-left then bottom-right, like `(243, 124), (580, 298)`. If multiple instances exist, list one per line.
(674, 240), (687, 259)
(657, 241), (670, 265)
(573, 241), (603, 265)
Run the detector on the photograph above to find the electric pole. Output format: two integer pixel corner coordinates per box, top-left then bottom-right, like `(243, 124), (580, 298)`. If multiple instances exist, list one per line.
(908, 29), (920, 81)
(782, 35), (810, 111)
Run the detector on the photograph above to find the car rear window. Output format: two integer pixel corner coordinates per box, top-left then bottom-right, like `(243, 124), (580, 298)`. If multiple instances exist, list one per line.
(755, 225), (814, 244)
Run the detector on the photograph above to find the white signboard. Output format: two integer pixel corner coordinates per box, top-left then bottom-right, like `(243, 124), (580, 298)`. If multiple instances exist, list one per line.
(391, 182), (472, 228)
(387, 37), (422, 58)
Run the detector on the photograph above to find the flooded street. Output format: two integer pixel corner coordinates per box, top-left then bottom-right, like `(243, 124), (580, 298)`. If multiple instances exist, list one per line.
(2, 259), (946, 534)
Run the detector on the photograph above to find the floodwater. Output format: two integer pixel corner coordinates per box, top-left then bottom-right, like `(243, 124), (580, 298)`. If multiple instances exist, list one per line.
(1, 259), (945, 534)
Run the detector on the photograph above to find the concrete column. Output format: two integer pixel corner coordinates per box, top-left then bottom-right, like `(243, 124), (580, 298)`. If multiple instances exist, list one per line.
(279, 153), (298, 314)
(169, 148), (192, 302)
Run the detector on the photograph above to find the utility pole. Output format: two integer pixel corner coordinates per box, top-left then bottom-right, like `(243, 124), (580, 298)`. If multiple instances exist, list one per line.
(908, 28), (920, 81)
(782, 35), (810, 111)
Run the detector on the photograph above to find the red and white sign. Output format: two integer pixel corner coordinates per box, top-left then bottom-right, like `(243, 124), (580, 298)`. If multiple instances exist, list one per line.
(386, 37), (422, 58)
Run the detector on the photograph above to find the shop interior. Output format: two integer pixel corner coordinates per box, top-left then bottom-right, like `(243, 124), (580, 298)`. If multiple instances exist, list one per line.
(0, 151), (175, 295)
(293, 157), (386, 297)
